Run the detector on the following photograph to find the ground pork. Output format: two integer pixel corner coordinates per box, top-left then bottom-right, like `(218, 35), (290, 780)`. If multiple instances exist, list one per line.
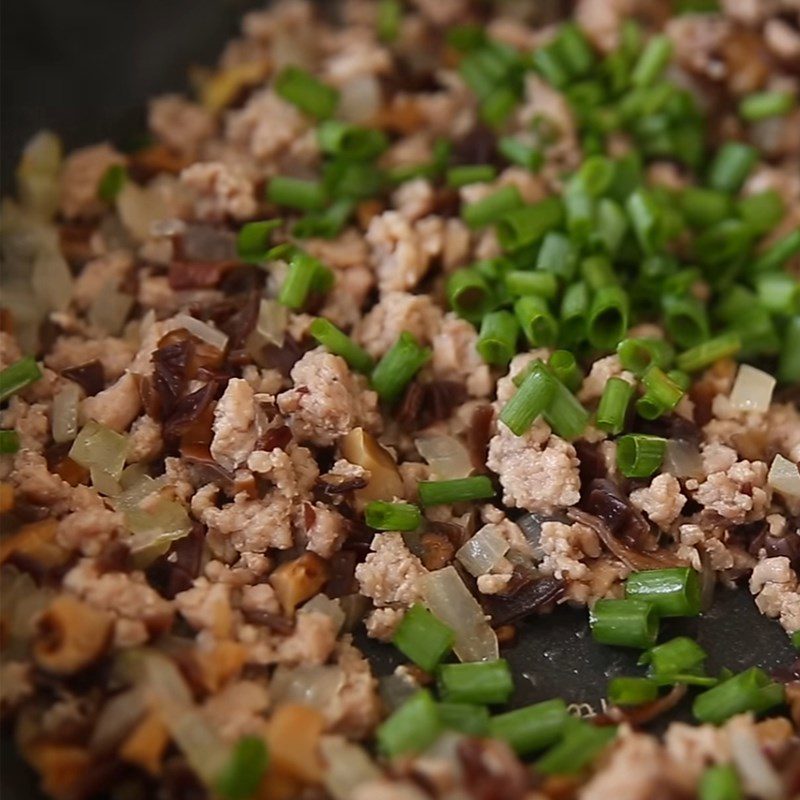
(175, 579), (234, 637)
(430, 313), (493, 398)
(277, 349), (381, 446)
(578, 354), (636, 403)
(539, 521), (602, 581)
(80, 372), (141, 433)
(749, 556), (800, 633)
(149, 95), (215, 158)
(239, 583), (281, 616)
(665, 14), (731, 81)
(179, 161), (257, 222)
(248, 445), (319, 500)
(126, 415), (163, 463)
(273, 611), (338, 666)
(45, 335), (134, 382)
(327, 639), (382, 739)
(574, 0), (635, 53)
(629, 474), (687, 531)
(364, 607), (405, 642)
(71, 252), (133, 310)
(59, 143), (126, 219)
(1, 398), (50, 452)
(0, 662), (34, 714)
(355, 532), (427, 608)
(687, 459), (771, 523)
(355, 291), (443, 358)
(201, 680), (269, 743)
(63, 559), (173, 647)
(9, 450), (73, 512)
(56, 507), (126, 557)
(319, 263), (375, 330)
(391, 179), (436, 222)
(200, 490), (294, 554)
(487, 423), (581, 513)
(210, 378), (259, 471)
(302, 502), (348, 558)
(0, 331), (22, 372)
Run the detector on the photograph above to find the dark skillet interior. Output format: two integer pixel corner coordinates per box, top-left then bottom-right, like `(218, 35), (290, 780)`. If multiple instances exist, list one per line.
(0, 2), (796, 797)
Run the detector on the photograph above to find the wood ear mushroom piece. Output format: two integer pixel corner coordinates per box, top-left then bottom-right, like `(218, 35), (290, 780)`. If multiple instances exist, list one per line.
(33, 594), (113, 675)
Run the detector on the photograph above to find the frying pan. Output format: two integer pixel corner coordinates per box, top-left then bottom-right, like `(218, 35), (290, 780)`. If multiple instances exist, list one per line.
(1, 1), (796, 797)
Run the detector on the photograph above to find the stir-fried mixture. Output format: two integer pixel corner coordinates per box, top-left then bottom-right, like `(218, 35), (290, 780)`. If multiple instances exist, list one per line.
(2, 0), (800, 798)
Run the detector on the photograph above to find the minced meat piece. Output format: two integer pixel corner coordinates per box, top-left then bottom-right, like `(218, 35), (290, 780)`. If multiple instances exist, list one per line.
(578, 354), (636, 403)
(247, 445), (319, 500)
(0, 331), (22, 372)
(277, 349), (381, 446)
(175, 579), (234, 637)
(327, 639), (381, 739)
(148, 95), (215, 158)
(56, 507), (126, 557)
(273, 611), (338, 666)
(687, 459), (771, 524)
(364, 607), (405, 642)
(750, 556), (800, 633)
(630, 474), (687, 531)
(45, 335), (134, 382)
(355, 291), (443, 358)
(355, 532), (427, 608)
(210, 378), (259, 472)
(430, 313), (493, 398)
(1, 398), (50, 452)
(201, 680), (269, 743)
(72, 252), (132, 310)
(81, 372), (142, 433)
(302, 502), (348, 558)
(59, 143), (126, 219)
(126, 415), (163, 463)
(179, 161), (257, 222)
(539, 520), (602, 581)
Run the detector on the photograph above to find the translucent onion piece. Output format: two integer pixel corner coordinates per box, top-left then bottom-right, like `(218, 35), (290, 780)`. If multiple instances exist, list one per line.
(32, 249), (73, 313)
(141, 651), (229, 785)
(16, 130), (62, 219)
(379, 672), (420, 712)
(663, 439), (705, 479)
(173, 313), (229, 352)
(299, 594), (345, 633)
(419, 565), (499, 663)
(768, 454), (800, 499)
(320, 736), (382, 800)
(111, 473), (166, 513)
(338, 75), (382, 123)
(52, 383), (81, 444)
(88, 281), (135, 335)
(729, 364), (776, 413)
(0, 566), (56, 655)
(91, 466), (122, 498)
(69, 421), (128, 481)
(116, 182), (169, 241)
(255, 298), (288, 347)
(728, 724), (783, 800)
(415, 434), (473, 481)
(125, 498), (193, 566)
(89, 688), (146, 754)
(271, 664), (345, 711)
(456, 526), (509, 577)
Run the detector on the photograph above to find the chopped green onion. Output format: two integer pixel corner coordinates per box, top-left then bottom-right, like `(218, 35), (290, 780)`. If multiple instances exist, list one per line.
(753, 229), (800, 273)
(694, 218), (754, 273)
(418, 476), (495, 507)
(278, 252), (333, 310)
(98, 163), (128, 203)
(692, 667), (785, 725)
(578, 155), (616, 197)
(365, 501), (422, 532)
(447, 24), (486, 52)
(275, 65), (339, 118)
(596, 377), (634, 435)
(581, 255), (617, 291)
(564, 179), (594, 243)
(676, 332), (741, 372)
(504, 270), (558, 300)
(699, 764), (743, 800)
(446, 165), (497, 188)
(309, 318), (373, 374)
(488, 699), (569, 756)
(500, 362), (557, 435)
(267, 176), (327, 212)
(0, 430), (20, 454)
(437, 659), (514, 705)
(497, 197), (564, 251)
(371, 332), (431, 404)
(377, 690), (442, 756)
(393, 604), (455, 672)
(662, 295), (710, 349)
(477, 310), (519, 367)
(532, 42), (569, 88)
(438, 703), (490, 736)
(616, 434), (667, 478)
(536, 718), (617, 775)
(593, 198), (629, 255)
(638, 366), (684, 416)
(736, 189), (783, 235)
(641, 636), (707, 678)
(754, 273), (800, 316)
(617, 338), (674, 376)
(215, 736), (268, 800)
(707, 142), (757, 194)
(631, 35), (672, 87)
(293, 198), (355, 240)
(236, 220), (282, 263)
(739, 90), (795, 122)
(462, 185), (523, 229)
(547, 350), (583, 393)
(793, 630), (800, 651)
(498, 137), (542, 171)
(559, 281), (589, 345)
(626, 569), (701, 618)
(0, 357), (42, 402)
(552, 22), (595, 77)
(680, 187), (732, 229)
(446, 269), (494, 322)
(377, 0), (402, 43)
(607, 676), (659, 706)
(590, 598), (660, 649)
(323, 160), (384, 200)
(317, 120), (388, 161)
(515, 295), (559, 347)
(627, 189), (663, 254)
(481, 88), (518, 126)
(778, 316), (800, 384)
(536, 232), (577, 281)
(667, 369), (691, 392)
(588, 286), (629, 349)
(543, 374), (590, 440)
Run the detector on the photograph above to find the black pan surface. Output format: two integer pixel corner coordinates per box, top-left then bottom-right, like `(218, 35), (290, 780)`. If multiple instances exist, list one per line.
(1, 2), (796, 797)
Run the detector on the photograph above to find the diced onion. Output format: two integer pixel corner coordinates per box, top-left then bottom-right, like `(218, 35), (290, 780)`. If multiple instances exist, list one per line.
(729, 364), (776, 413)
(299, 594), (345, 633)
(271, 664), (345, 711)
(125, 498), (193, 566)
(116, 182), (169, 241)
(319, 736), (382, 800)
(728, 724), (783, 800)
(181, 224), (237, 262)
(52, 384), (82, 444)
(173, 313), (229, 352)
(768, 454), (800, 499)
(338, 75), (382, 123)
(254, 298), (288, 347)
(663, 439), (705, 479)
(16, 130), (62, 219)
(32, 249), (73, 313)
(415, 434), (473, 481)
(89, 688), (146, 754)
(456, 526), (509, 577)
(88, 281), (135, 335)
(419, 565), (498, 663)
(379, 671), (420, 712)
(110, 472), (166, 513)
(69, 421), (128, 481)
